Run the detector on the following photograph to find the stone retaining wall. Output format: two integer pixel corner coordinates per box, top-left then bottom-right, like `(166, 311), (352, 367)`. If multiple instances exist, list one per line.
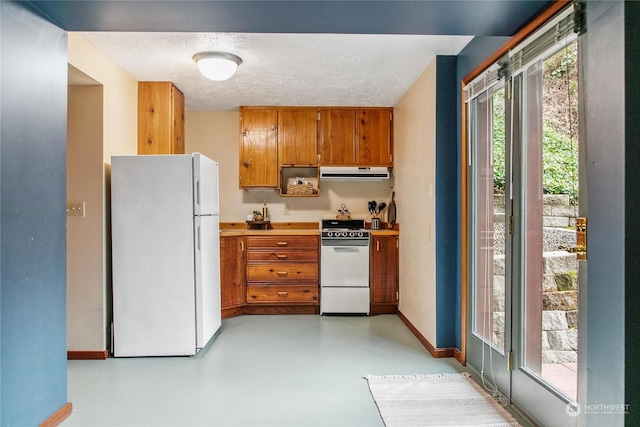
(491, 249), (578, 364)
(494, 193), (578, 227)
(542, 251), (578, 363)
(488, 193), (578, 364)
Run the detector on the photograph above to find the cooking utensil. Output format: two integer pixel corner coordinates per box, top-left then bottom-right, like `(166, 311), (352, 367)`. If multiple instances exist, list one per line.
(369, 200), (377, 215)
(368, 200), (376, 215)
(377, 202), (387, 214)
(388, 191), (396, 228)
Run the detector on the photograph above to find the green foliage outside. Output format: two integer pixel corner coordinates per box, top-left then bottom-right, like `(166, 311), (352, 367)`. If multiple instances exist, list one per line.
(492, 91), (506, 193)
(491, 43), (579, 204)
(542, 123), (578, 203)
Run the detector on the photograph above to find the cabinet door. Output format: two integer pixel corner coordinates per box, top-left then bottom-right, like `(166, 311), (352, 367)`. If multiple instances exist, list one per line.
(318, 109), (356, 165)
(278, 109), (318, 165)
(138, 82), (171, 155)
(171, 84), (185, 154)
(356, 109), (392, 166)
(138, 82), (185, 155)
(240, 109), (278, 188)
(220, 236), (245, 308)
(371, 235), (399, 304)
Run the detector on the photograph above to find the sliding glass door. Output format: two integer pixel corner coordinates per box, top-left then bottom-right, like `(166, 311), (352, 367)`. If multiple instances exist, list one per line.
(509, 39), (583, 426)
(465, 5), (584, 425)
(467, 82), (511, 399)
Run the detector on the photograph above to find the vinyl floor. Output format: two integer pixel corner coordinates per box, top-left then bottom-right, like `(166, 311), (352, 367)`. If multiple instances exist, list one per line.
(63, 314), (473, 426)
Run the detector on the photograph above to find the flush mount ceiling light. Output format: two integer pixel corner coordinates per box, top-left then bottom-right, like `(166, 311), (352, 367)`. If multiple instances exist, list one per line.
(193, 52), (242, 81)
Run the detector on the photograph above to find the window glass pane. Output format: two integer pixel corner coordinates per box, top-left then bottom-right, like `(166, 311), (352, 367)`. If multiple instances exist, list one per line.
(521, 41), (579, 401)
(471, 86), (506, 352)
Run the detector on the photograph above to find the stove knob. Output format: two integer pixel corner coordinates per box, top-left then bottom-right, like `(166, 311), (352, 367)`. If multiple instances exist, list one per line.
(327, 231), (333, 237)
(348, 231), (354, 237)
(357, 231), (363, 237)
(342, 231), (348, 237)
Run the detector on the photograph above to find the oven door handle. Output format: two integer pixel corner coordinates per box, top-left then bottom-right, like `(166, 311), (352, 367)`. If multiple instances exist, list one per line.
(332, 247), (361, 252)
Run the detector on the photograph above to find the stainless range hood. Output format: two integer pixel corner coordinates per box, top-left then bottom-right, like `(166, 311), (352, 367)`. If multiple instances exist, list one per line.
(319, 167), (390, 181)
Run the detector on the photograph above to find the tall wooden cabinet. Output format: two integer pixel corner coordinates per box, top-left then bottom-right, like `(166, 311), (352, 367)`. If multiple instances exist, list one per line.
(239, 108), (279, 188)
(138, 82), (185, 155)
(220, 235), (246, 317)
(370, 235), (399, 314)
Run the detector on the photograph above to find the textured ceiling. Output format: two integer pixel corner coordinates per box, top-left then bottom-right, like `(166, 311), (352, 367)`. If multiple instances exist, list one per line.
(76, 32), (473, 111)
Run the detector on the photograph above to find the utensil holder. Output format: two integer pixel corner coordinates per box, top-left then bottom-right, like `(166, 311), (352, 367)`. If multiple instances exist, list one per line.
(371, 218), (381, 230)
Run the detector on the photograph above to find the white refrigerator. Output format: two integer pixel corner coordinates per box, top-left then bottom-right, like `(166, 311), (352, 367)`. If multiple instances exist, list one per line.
(111, 153), (221, 357)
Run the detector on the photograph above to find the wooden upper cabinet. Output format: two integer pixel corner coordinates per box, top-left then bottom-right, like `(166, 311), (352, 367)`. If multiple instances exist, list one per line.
(318, 108), (393, 166)
(356, 109), (393, 166)
(239, 108), (278, 188)
(278, 109), (318, 166)
(317, 109), (356, 165)
(138, 82), (185, 155)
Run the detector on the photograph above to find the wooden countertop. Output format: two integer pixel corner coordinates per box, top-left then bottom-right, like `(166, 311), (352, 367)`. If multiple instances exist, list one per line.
(369, 229), (400, 236)
(220, 221), (399, 236)
(221, 229), (320, 236)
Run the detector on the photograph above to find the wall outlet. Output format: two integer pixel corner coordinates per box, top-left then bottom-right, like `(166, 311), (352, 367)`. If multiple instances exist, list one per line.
(284, 204), (290, 215)
(67, 201), (85, 217)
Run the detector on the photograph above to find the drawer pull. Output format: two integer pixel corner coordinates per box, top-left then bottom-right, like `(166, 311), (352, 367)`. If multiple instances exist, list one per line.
(276, 241), (288, 247)
(276, 254), (288, 259)
(277, 291), (288, 296)
(277, 271), (288, 276)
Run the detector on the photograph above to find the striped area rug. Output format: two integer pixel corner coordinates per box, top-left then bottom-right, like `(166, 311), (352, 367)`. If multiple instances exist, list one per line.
(365, 372), (521, 427)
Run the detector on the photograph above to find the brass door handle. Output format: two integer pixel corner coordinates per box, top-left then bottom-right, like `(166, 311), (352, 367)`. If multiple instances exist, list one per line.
(277, 291), (288, 296)
(277, 271), (288, 276)
(276, 254), (288, 259)
(276, 242), (288, 247)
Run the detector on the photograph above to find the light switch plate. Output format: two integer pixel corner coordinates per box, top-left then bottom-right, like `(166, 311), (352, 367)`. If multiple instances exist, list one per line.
(67, 201), (85, 217)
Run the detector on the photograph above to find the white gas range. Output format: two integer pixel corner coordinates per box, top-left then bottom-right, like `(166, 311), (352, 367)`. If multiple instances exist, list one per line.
(320, 218), (370, 315)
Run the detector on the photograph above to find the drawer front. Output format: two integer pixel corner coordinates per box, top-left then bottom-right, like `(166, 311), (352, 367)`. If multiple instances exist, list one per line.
(247, 251), (318, 263)
(247, 264), (318, 282)
(246, 236), (319, 250)
(246, 284), (319, 304)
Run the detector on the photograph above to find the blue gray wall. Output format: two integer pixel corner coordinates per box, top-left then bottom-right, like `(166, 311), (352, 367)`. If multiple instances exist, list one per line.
(0, 2), (68, 425)
(435, 55), (458, 348)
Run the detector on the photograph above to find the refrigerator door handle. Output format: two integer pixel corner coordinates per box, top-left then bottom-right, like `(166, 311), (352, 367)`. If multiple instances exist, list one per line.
(196, 223), (201, 252)
(195, 179), (201, 209)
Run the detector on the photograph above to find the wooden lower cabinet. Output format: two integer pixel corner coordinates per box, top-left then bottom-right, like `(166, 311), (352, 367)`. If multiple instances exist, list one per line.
(247, 264), (318, 282)
(220, 235), (246, 317)
(245, 235), (319, 313)
(370, 235), (399, 314)
(220, 232), (399, 316)
(247, 285), (319, 304)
